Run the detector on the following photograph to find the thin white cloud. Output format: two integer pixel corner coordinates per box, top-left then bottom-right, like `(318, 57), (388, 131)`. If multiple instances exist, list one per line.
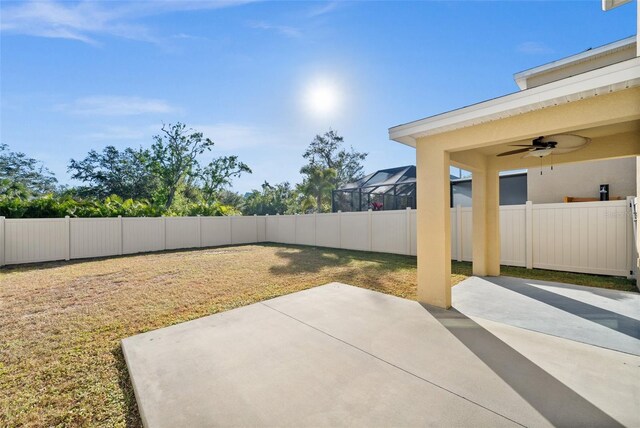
(0, 0), (255, 44)
(247, 21), (301, 38)
(57, 96), (176, 116)
(81, 125), (158, 141)
(307, 1), (341, 18)
(194, 123), (297, 151)
(516, 41), (554, 55)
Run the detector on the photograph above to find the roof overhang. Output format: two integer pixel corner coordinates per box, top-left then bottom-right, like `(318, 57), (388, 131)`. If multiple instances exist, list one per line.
(389, 57), (640, 147)
(602, 0), (633, 10)
(513, 36), (636, 90)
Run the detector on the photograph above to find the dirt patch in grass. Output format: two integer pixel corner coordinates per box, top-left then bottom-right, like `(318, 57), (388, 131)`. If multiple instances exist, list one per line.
(0, 243), (635, 426)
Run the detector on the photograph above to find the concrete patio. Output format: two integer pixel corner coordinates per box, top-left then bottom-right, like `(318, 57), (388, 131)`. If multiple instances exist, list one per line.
(122, 278), (640, 427)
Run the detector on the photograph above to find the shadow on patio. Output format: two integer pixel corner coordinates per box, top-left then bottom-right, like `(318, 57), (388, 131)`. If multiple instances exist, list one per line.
(425, 304), (622, 427)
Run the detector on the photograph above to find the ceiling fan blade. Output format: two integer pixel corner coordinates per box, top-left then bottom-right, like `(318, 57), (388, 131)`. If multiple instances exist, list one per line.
(497, 147), (532, 157)
(508, 144), (535, 147)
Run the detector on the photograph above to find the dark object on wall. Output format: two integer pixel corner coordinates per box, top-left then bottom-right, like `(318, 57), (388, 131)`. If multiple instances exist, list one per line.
(451, 172), (527, 208)
(600, 184), (610, 201)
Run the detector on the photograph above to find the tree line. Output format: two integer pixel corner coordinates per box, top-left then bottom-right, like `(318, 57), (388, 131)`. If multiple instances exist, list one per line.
(0, 123), (367, 218)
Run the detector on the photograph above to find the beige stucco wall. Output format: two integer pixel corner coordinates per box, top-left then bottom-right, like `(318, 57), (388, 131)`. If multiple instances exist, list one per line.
(527, 157), (637, 203)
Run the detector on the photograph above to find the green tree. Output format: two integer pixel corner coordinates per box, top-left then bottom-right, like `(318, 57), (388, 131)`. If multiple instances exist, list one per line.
(200, 156), (251, 204)
(149, 123), (215, 210)
(0, 178), (30, 199)
(243, 181), (295, 215)
(303, 129), (368, 188)
(217, 190), (245, 211)
(148, 123), (251, 210)
(68, 146), (158, 200)
(299, 165), (336, 213)
(0, 143), (57, 196)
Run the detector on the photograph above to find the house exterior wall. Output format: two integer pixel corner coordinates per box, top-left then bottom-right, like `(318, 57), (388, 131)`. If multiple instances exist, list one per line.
(527, 157), (637, 204)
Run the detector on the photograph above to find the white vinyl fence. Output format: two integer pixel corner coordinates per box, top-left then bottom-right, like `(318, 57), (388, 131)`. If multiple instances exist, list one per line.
(0, 199), (635, 277)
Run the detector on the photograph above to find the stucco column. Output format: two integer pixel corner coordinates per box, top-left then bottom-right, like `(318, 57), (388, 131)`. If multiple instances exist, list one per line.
(636, 157), (640, 278)
(472, 167), (500, 276)
(416, 141), (451, 309)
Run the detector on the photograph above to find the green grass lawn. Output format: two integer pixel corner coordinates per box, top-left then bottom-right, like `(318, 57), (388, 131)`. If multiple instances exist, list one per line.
(0, 243), (635, 427)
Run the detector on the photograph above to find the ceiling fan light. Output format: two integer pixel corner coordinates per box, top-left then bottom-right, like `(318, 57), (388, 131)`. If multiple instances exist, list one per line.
(524, 148), (554, 158)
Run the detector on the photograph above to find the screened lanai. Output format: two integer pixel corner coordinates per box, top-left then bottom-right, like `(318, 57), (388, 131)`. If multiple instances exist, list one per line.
(332, 166), (417, 212)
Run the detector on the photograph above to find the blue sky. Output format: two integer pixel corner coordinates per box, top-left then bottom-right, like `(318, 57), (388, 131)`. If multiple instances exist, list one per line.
(0, 0), (636, 193)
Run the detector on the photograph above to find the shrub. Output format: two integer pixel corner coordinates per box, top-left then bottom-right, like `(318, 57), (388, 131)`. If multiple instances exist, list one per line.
(0, 194), (237, 218)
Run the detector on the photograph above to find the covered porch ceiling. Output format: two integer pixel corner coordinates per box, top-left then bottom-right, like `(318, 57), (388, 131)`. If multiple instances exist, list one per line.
(450, 117), (640, 173)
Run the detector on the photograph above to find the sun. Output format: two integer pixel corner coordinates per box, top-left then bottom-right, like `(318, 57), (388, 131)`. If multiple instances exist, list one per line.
(304, 78), (341, 117)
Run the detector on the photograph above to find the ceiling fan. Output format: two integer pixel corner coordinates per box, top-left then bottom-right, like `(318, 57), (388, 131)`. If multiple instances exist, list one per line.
(496, 134), (590, 158)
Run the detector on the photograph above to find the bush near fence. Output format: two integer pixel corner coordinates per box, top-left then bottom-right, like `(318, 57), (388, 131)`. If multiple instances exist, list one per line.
(0, 194), (237, 219)
(0, 199), (635, 278)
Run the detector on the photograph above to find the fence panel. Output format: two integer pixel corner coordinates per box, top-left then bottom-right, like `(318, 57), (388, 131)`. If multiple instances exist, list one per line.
(5, 218), (67, 264)
(295, 215), (316, 246)
(500, 205), (526, 267)
(460, 208), (473, 261)
(122, 218), (164, 254)
(532, 200), (631, 276)
(70, 218), (120, 259)
(0, 217), (4, 266)
(340, 212), (369, 251)
(165, 217), (200, 250)
(316, 213), (340, 248)
(201, 217), (232, 247)
(450, 209), (457, 259)
(231, 216), (258, 244)
(371, 211), (407, 255)
(265, 216), (279, 242)
(257, 217), (267, 242)
(276, 215), (296, 244)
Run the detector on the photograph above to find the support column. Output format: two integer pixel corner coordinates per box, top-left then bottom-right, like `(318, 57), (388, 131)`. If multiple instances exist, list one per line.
(416, 142), (451, 309)
(472, 166), (500, 276)
(632, 156), (640, 278)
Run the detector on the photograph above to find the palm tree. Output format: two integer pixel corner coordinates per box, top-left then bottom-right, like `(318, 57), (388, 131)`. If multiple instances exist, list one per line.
(299, 165), (337, 213)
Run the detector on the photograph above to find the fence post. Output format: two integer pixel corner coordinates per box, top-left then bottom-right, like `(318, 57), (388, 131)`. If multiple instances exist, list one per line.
(456, 205), (463, 262)
(338, 210), (342, 249)
(198, 215), (203, 248)
(0, 216), (5, 267)
(229, 216), (233, 245)
(525, 201), (533, 269)
(118, 215), (123, 255)
(294, 213), (299, 245)
(162, 216), (167, 250)
(276, 213), (280, 244)
(626, 196), (636, 279)
(64, 216), (70, 261)
(314, 211), (317, 246)
(265, 214), (269, 242)
(254, 214), (258, 243)
(405, 207), (411, 255)
(368, 209), (373, 251)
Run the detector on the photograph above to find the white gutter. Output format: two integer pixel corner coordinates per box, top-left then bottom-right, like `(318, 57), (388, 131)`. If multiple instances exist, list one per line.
(513, 36), (636, 90)
(389, 57), (640, 147)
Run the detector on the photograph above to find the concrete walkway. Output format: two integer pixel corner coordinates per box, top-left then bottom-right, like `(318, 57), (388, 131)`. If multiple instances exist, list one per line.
(123, 280), (640, 427)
